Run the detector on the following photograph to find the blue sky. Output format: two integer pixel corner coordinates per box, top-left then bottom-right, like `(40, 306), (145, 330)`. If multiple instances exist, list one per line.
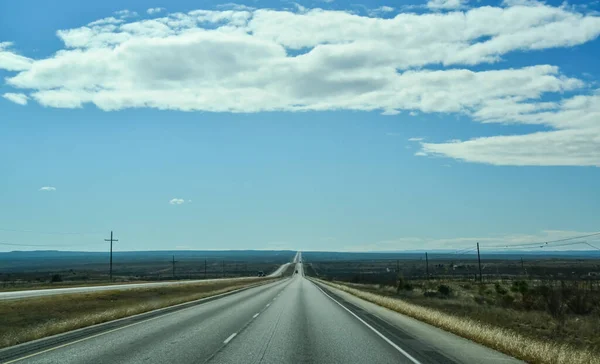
(1, 0), (600, 252)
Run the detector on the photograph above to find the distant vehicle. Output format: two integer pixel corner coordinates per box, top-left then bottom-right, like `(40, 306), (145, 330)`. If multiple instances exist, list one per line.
(257, 271), (265, 277)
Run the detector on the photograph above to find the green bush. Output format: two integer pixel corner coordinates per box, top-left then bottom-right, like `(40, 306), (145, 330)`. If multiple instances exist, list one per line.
(511, 280), (529, 294)
(424, 290), (439, 298)
(495, 282), (508, 295)
(473, 295), (485, 305)
(438, 284), (452, 297)
(50, 274), (62, 283)
(396, 275), (405, 293)
(501, 294), (515, 307)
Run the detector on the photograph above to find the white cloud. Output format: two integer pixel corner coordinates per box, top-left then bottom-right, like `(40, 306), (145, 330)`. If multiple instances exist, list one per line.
(216, 3), (256, 11)
(427, 0), (469, 10)
(2, 4), (600, 166)
(39, 186), (56, 191)
(368, 6), (395, 16)
(0, 42), (32, 71)
(408, 137), (423, 141)
(115, 9), (138, 18)
(501, 0), (542, 6)
(147, 7), (165, 15)
(3, 93), (28, 105)
(421, 92), (600, 166)
(344, 230), (600, 251)
(88, 17), (124, 26)
(169, 198), (185, 205)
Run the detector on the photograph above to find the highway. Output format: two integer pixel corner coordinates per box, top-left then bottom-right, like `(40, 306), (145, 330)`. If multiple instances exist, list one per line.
(0, 252), (521, 364)
(0, 253), (298, 301)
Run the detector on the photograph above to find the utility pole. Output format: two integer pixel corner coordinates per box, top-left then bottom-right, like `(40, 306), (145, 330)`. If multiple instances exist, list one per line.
(477, 242), (482, 283)
(105, 231), (118, 282)
(172, 255), (177, 279)
(425, 252), (429, 280)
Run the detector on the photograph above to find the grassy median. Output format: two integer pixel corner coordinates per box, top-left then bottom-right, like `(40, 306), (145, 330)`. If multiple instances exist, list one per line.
(317, 279), (600, 364)
(0, 277), (274, 349)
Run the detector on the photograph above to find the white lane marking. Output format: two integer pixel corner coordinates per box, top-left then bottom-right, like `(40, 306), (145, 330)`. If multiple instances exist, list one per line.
(253, 313), (259, 319)
(223, 333), (237, 344)
(314, 284), (422, 364)
(3, 280), (283, 364)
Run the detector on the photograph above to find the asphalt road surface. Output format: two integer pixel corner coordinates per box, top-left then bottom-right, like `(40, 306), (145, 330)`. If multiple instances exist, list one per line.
(0, 253), (297, 301)
(2, 252), (521, 364)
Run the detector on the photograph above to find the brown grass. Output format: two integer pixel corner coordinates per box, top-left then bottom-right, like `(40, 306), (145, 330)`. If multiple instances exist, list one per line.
(0, 277), (273, 349)
(316, 279), (600, 364)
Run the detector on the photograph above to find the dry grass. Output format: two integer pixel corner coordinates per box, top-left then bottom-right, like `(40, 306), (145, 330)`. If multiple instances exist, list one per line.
(317, 279), (600, 364)
(0, 277), (272, 349)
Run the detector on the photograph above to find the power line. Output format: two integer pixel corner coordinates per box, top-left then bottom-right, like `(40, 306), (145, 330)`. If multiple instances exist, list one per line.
(0, 241), (105, 247)
(484, 232), (600, 249)
(0, 227), (103, 236)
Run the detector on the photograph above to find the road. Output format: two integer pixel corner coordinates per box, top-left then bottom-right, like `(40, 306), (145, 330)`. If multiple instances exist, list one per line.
(0, 255), (296, 301)
(0, 252), (521, 364)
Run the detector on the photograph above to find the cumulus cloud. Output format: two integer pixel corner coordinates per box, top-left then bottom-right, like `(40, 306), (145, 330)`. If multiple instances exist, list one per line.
(1, 3), (600, 166)
(368, 6), (395, 16)
(422, 92), (600, 166)
(39, 186), (56, 191)
(147, 7), (165, 15)
(0, 42), (32, 71)
(427, 0), (469, 10)
(115, 9), (138, 18)
(3, 93), (28, 105)
(169, 198), (185, 205)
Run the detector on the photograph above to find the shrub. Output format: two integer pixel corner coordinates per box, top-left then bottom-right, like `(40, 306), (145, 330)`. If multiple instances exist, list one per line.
(396, 275), (405, 294)
(50, 274), (62, 283)
(424, 290), (439, 298)
(501, 294), (515, 308)
(473, 295), (486, 305)
(538, 285), (566, 321)
(563, 284), (594, 315)
(438, 284), (452, 297)
(511, 280), (529, 294)
(495, 282), (508, 295)
(403, 282), (415, 291)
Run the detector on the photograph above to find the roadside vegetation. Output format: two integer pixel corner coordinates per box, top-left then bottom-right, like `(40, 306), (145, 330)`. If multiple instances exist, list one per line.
(0, 277), (274, 349)
(317, 278), (600, 364)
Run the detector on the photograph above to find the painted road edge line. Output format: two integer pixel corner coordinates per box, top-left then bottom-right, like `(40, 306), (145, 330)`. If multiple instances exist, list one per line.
(1, 280), (283, 364)
(223, 333), (237, 345)
(314, 284), (422, 364)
